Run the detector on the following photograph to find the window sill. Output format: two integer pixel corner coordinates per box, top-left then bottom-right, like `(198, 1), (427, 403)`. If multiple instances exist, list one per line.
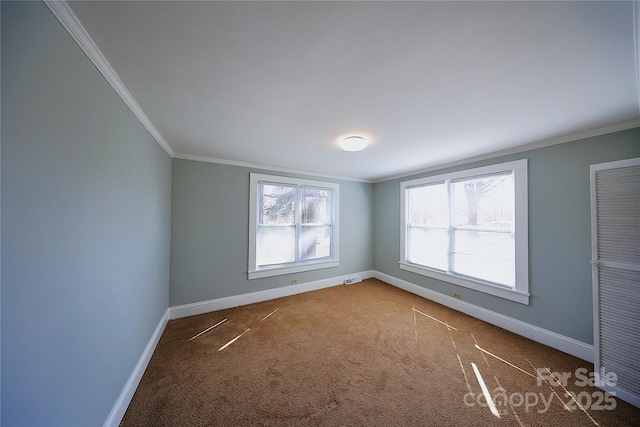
(249, 259), (340, 280)
(399, 261), (530, 305)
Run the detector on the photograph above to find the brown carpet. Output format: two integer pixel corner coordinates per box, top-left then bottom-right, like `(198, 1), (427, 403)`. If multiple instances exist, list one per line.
(122, 279), (640, 426)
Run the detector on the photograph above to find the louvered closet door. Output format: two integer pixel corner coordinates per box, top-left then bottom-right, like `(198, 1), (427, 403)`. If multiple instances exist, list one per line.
(590, 157), (640, 408)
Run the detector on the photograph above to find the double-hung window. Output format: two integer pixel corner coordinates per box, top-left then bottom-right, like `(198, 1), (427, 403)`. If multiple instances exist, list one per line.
(400, 160), (529, 304)
(249, 173), (339, 279)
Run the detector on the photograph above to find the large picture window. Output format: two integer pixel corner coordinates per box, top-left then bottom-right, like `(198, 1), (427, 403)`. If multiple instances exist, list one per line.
(400, 160), (529, 304)
(249, 174), (339, 279)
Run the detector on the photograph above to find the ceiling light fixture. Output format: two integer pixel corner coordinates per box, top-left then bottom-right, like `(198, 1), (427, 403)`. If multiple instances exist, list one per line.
(340, 136), (368, 152)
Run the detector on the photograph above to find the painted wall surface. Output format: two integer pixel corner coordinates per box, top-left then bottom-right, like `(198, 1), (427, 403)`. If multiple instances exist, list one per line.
(637, 1), (640, 113)
(170, 159), (373, 306)
(1, 2), (172, 426)
(373, 128), (640, 345)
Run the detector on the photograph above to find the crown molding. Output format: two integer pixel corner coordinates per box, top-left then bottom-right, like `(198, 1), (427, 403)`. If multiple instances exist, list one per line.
(373, 119), (640, 183)
(40, 0), (640, 183)
(173, 153), (372, 183)
(44, 0), (175, 158)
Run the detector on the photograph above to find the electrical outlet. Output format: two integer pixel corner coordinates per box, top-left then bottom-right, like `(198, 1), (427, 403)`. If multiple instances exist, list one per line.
(291, 279), (298, 284)
(453, 293), (462, 300)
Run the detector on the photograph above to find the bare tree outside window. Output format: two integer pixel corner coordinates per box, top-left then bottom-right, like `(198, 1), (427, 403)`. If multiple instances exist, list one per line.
(458, 175), (512, 229)
(257, 184), (333, 266)
(452, 174), (514, 284)
(260, 184), (295, 224)
(400, 160), (528, 302)
(250, 173), (340, 280)
(406, 173), (515, 286)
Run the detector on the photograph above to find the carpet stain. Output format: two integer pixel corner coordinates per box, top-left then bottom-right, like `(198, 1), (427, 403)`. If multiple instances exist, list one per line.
(374, 328), (382, 343)
(376, 370), (389, 391)
(310, 398), (339, 419)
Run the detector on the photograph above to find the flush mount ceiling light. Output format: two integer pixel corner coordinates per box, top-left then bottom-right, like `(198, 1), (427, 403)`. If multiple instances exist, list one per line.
(340, 136), (368, 152)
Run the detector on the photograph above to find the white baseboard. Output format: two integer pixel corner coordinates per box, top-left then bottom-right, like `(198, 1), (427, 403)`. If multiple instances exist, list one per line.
(104, 270), (373, 425)
(169, 270), (375, 319)
(103, 309), (169, 427)
(599, 384), (640, 409)
(105, 270), (596, 427)
(374, 271), (594, 363)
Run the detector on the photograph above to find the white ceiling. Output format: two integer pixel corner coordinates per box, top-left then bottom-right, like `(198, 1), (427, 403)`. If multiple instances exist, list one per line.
(66, 1), (639, 182)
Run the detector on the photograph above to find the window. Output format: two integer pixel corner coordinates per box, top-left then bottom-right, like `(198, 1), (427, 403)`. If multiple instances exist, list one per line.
(400, 160), (529, 304)
(249, 174), (339, 279)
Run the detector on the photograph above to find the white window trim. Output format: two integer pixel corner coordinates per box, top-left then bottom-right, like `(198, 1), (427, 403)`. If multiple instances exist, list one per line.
(400, 159), (529, 305)
(249, 173), (340, 280)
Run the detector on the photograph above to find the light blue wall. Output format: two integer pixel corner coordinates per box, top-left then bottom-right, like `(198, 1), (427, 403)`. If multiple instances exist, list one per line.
(373, 128), (639, 345)
(1, 2), (636, 426)
(170, 159), (373, 306)
(1, 2), (172, 426)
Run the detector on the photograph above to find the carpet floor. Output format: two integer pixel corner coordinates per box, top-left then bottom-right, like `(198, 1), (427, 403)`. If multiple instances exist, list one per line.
(122, 279), (640, 426)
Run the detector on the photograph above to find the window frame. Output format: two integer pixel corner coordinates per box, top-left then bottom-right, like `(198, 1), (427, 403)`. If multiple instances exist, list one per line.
(249, 173), (340, 280)
(400, 159), (529, 304)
